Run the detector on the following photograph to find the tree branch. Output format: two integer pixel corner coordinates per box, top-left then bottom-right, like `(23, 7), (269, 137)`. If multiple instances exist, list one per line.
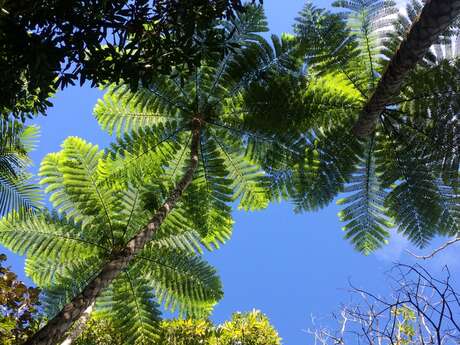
(406, 237), (460, 260)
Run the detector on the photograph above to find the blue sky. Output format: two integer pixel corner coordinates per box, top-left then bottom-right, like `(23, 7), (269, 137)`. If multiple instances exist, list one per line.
(2, 1), (460, 344)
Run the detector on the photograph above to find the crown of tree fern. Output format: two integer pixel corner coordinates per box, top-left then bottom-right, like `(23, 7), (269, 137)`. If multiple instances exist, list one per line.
(290, 0), (460, 254)
(1, 135), (225, 344)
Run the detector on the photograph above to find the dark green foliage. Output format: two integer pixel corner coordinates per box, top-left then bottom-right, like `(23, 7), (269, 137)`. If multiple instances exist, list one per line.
(337, 138), (393, 254)
(0, 121), (41, 217)
(0, 0), (262, 120)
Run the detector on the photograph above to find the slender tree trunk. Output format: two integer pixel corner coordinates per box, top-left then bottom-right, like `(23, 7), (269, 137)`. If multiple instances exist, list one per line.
(25, 121), (202, 345)
(352, 0), (460, 138)
(60, 303), (94, 345)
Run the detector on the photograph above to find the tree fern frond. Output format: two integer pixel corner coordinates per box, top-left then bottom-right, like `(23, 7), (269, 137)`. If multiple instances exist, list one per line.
(378, 130), (442, 247)
(337, 138), (393, 254)
(94, 85), (189, 137)
(24, 256), (101, 289)
(103, 123), (182, 187)
(294, 3), (364, 95)
(134, 245), (223, 318)
(436, 180), (460, 237)
(39, 137), (118, 242)
(291, 125), (362, 212)
(201, 5), (269, 101)
(0, 174), (41, 217)
(209, 130), (270, 211)
(0, 212), (104, 261)
(181, 182), (234, 250)
(333, 0), (398, 90)
(395, 61), (460, 186)
(96, 272), (161, 345)
(382, 0), (460, 65)
(0, 121), (41, 216)
(42, 259), (103, 317)
(217, 33), (301, 104)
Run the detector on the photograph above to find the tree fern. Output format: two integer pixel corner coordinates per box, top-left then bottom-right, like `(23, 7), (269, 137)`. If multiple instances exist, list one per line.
(290, 0), (460, 253)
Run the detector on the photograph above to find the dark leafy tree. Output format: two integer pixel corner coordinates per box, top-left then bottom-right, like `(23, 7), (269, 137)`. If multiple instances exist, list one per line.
(0, 0), (261, 120)
(0, 253), (43, 344)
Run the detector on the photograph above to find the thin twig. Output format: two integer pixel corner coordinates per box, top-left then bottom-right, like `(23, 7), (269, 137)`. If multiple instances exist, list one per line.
(406, 237), (460, 260)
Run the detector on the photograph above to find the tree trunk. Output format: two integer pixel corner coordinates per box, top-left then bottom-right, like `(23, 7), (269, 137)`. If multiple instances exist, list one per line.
(352, 0), (460, 138)
(25, 121), (202, 345)
(60, 303), (94, 345)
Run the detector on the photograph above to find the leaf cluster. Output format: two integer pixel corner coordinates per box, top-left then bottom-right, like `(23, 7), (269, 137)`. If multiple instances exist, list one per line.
(74, 310), (281, 345)
(0, 254), (43, 345)
(0, 120), (41, 217)
(0, 0), (262, 120)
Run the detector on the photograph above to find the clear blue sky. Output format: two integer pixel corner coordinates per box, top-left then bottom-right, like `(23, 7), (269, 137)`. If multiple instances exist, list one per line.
(2, 1), (460, 344)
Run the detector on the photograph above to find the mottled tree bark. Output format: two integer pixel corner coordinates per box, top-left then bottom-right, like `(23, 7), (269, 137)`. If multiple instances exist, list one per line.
(60, 303), (94, 345)
(353, 0), (460, 138)
(25, 121), (202, 345)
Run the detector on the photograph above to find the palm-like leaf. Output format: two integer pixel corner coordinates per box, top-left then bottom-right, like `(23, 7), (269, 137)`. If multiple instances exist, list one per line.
(0, 121), (41, 216)
(97, 272), (162, 345)
(337, 138), (393, 254)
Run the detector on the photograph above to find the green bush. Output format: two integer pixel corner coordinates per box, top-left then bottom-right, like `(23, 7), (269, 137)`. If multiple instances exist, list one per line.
(75, 310), (281, 345)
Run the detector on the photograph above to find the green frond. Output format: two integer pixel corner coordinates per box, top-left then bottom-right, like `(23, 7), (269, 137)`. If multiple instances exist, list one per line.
(151, 231), (205, 255)
(217, 33), (301, 103)
(382, 0), (460, 65)
(301, 74), (363, 128)
(333, 0), (398, 87)
(103, 123), (182, 187)
(0, 121), (41, 216)
(0, 174), (41, 217)
(436, 180), (460, 236)
(134, 245), (223, 318)
(378, 132), (442, 247)
(0, 212), (103, 262)
(337, 138), (393, 254)
(39, 137), (118, 242)
(42, 259), (103, 317)
(294, 3), (362, 93)
(207, 129), (270, 211)
(181, 183), (234, 250)
(94, 85), (188, 137)
(24, 256), (101, 289)
(291, 125), (362, 212)
(395, 61), (460, 187)
(18, 124), (40, 153)
(153, 203), (232, 253)
(96, 273), (161, 345)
